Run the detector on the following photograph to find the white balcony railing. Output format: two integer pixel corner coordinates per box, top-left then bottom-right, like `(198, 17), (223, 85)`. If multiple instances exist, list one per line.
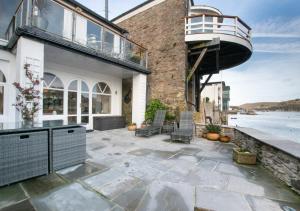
(185, 14), (252, 41)
(5, 0), (148, 69)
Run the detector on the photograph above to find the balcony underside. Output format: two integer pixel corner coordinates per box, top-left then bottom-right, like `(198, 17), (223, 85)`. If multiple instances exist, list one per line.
(187, 37), (252, 75)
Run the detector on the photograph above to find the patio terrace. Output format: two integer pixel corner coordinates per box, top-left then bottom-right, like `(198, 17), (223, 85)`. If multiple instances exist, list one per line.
(1, 129), (300, 211)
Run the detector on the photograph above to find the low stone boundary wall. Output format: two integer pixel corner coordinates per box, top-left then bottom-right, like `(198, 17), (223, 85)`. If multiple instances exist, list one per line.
(233, 127), (300, 194)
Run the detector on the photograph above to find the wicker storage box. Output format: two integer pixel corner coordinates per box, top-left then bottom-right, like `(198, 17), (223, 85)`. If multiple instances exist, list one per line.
(52, 127), (86, 171)
(233, 148), (256, 165)
(0, 131), (48, 186)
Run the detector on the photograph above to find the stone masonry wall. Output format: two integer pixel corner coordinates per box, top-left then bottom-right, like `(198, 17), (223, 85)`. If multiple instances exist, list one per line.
(116, 0), (189, 111)
(233, 129), (300, 194)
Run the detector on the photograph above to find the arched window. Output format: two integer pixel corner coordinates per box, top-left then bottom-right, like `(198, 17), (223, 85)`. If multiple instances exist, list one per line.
(0, 70), (6, 115)
(43, 73), (64, 115)
(92, 82), (111, 114)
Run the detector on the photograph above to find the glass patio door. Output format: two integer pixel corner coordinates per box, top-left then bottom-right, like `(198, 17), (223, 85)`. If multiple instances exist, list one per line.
(68, 80), (90, 127)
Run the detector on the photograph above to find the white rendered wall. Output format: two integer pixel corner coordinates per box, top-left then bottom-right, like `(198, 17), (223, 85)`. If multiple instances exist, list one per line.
(44, 62), (122, 129)
(16, 37), (44, 122)
(201, 83), (223, 111)
(0, 49), (17, 124)
(132, 73), (147, 127)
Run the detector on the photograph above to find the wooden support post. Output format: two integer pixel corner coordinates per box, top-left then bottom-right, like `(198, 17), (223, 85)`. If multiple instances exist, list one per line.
(200, 74), (213, 94)
(187, 48), (207, 82)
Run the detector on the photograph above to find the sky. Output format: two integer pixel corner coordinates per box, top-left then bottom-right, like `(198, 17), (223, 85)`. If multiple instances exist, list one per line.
(77, 0), (300, 106)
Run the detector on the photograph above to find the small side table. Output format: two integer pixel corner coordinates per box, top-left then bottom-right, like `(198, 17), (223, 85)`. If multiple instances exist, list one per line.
(162, 124), (175, 135)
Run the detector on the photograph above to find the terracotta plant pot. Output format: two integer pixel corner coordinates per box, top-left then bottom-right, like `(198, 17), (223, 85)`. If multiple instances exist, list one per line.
(141, 124), (147, 129)
(207, 133), (220, 141)
(219, 135), (231, 143)
(128, 125), (137, 131)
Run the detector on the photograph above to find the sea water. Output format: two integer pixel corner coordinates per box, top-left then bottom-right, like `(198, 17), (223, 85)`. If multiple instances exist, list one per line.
(228, 111), (300, 143)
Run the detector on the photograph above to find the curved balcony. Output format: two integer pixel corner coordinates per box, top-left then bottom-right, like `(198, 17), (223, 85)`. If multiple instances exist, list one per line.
(185, 14), (252, 74)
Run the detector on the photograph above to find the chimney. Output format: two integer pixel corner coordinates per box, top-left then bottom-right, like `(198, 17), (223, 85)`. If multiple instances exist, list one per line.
(105, 0), (109, 19)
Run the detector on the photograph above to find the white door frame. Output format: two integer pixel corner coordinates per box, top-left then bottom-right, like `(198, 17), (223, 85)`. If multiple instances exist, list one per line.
(67, 79), (92, 129)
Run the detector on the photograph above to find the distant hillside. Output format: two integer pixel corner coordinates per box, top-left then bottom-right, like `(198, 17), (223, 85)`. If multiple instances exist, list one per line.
(240, 99), (300, 112)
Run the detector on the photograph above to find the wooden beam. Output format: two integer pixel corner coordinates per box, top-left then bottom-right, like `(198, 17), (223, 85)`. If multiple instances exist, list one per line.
(187, 48), (207, 82)
(200, 74), (213, 94)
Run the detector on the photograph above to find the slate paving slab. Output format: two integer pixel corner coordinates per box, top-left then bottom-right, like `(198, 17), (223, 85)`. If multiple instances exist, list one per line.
(185, 169), (229, 189)
(195, 188), (252, 211)
(21, 174), (67, 197)
(31, 183), (116, 211)
(0, 200), (36, 211)
(136, 181), (195, 211)
(57, 162), (108, 181)
(0, 184), (27, 209)
(112, 182), (148, 210)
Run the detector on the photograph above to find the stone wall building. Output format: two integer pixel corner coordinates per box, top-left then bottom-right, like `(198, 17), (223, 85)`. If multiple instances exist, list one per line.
(114, 0), (189, 112)
(113, 0), (252, 120)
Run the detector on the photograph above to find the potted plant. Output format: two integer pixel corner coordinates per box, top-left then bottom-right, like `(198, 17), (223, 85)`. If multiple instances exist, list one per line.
(13, 64), (42, 125)
(128, 123), (137, 131)
(205, 123), (221, 141)
(219, 132), (231, 143)
(233, 148), (257, 165)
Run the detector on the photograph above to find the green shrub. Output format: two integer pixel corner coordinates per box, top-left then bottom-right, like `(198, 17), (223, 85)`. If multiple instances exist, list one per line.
(145, 99), (167, 121)
(205, 124), (221, 134)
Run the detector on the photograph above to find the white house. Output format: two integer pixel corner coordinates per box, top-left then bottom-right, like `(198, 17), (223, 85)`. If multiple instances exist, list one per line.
(201, 81), (230, 111)
(0, 0), (149, 129)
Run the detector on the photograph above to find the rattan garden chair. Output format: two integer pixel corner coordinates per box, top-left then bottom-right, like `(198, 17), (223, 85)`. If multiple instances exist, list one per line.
(135, 110), (166, 137)
(170, 111), (194, 144)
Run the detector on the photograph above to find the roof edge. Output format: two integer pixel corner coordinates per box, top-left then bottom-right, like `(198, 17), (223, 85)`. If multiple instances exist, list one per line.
(63, 0), (128, 34)
(111, 0), (155, 22)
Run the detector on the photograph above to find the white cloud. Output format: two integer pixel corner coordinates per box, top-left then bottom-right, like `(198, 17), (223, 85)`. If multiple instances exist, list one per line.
(253, 41), (300, 53)
(252, 17), (300, 38)
(204, 56), (300, 106)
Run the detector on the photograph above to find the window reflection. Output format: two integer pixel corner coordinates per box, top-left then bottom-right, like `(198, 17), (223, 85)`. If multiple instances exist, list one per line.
(0, 0), (20, 39)
(43, 73), (64, 115)
(92, 82), (111, 114)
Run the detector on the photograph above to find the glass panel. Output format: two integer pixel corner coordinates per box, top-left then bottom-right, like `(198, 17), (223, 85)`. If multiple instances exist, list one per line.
(32, 0), (64, 36)
(92, 94), (101, 114)
(68, 116), (77, 124)
(103, 30), (114, 54)
(92, 94), (111, 114)
(99, 82), (107, 93)
(93, 83), (101, 93)
(81, 81), (89, 92)
(68, 80), (78, 91)
(0, 86), (3, 114)
(50, 77), (64, 89)
(87, 20), (102, 50)
(43, 89), (64, 115)
(101, 95), (111, 114)
(81, 116), (89, 124)
(43, 72), (55, 87)
(81, 93), (89, 115)
(0, 71), (6, 83)
(0, 0), (20, 39)
(103, 84), (111, 94)
(205, 16), (213, 33)
(68, 91), (77, 115)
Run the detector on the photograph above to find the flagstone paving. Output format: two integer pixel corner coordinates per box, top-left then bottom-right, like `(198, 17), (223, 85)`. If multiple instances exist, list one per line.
(0, 128), (299, 211)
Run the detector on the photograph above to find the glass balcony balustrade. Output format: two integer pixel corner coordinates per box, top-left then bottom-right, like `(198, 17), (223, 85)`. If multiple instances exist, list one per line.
(5, 0), (147, 68)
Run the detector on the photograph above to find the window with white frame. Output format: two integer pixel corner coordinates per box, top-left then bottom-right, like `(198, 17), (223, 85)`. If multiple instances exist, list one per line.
(43, 72), (64, 115)
(0, 70), (6, 115)
(92, 82), (111, 114)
